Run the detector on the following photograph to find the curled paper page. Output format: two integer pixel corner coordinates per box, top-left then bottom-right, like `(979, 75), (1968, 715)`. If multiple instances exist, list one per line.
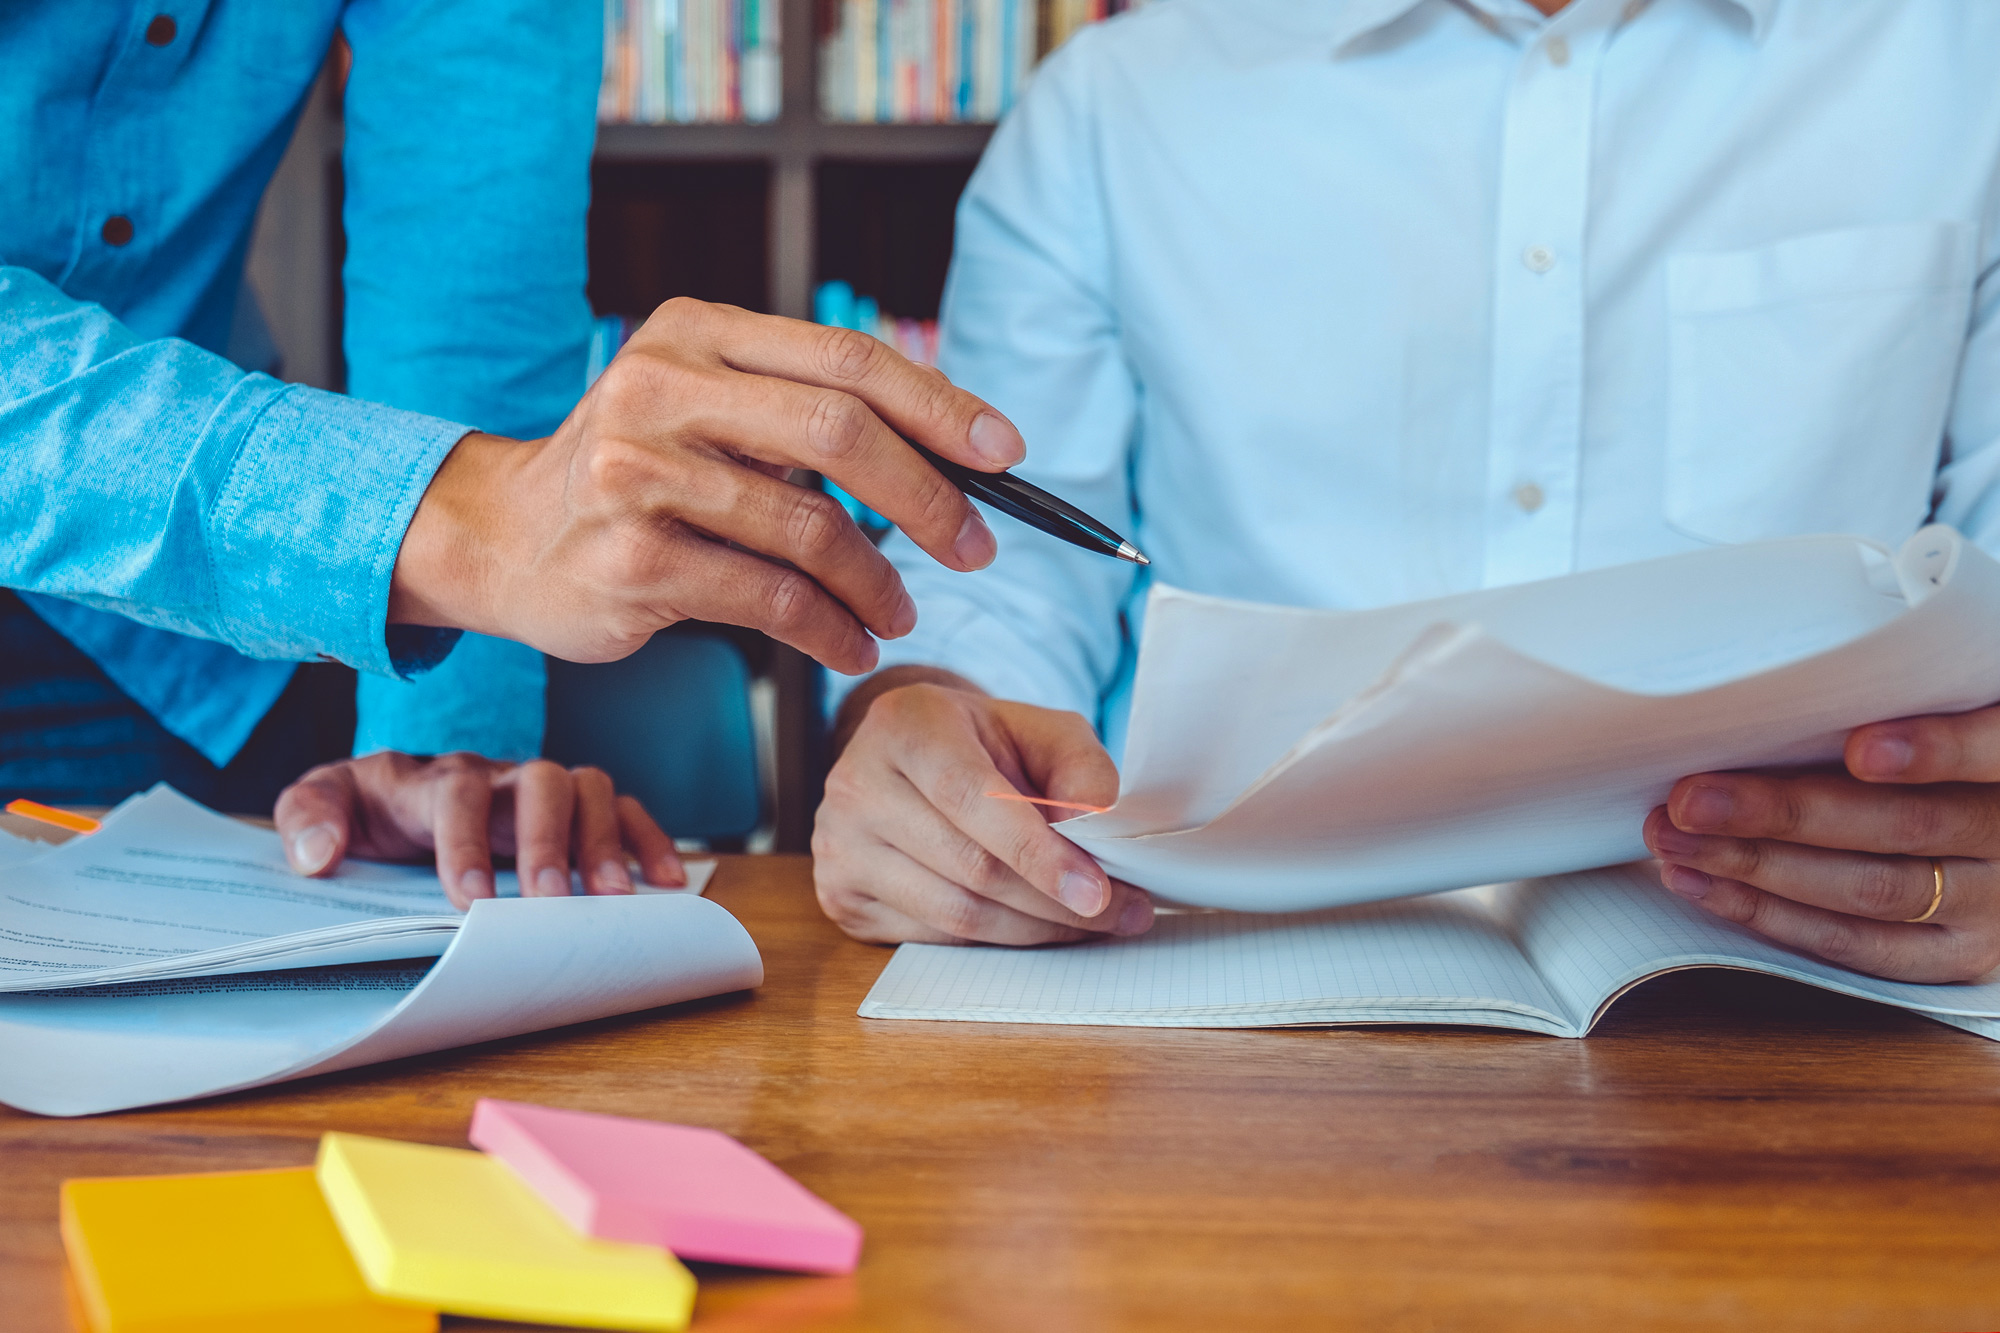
(1059, 526), (2000, 911)
(0, 891), (762, 1116)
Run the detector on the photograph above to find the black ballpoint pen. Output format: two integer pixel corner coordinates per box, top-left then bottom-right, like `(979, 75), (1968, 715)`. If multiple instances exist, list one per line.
(908, 441), (1150, 566)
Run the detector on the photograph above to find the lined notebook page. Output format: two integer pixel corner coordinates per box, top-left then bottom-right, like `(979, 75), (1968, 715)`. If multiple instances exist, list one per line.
(859, 890), (1572, 1033)
(1511, 863), (2000, 1033)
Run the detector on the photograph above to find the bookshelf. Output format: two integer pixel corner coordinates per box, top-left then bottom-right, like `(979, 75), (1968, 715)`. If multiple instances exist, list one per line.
(246, 5), (1000, 851)
(593, 0), (993, 325)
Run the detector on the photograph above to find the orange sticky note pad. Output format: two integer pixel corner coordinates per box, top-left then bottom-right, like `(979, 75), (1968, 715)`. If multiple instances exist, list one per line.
(61, 1167), (437, 1333)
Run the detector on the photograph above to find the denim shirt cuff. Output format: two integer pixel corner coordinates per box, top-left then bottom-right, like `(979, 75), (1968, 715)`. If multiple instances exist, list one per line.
(209, 384), (472, 678)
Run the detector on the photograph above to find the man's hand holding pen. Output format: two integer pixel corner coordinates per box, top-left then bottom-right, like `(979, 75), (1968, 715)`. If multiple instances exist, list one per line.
(387, 298), (1019, 675)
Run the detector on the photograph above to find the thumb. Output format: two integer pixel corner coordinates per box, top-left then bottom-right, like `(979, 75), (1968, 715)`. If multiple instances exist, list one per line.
(1847, 701), (2000, 784)
(274, 764), (358, 877)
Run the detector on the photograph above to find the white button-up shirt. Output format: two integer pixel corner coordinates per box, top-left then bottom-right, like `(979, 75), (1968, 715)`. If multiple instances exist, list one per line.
(855, 0), (2000, 758)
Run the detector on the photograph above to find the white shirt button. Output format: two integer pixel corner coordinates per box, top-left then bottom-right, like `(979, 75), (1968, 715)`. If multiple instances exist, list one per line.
(1546, 36), (1571, 67)
(1513, 482), (1546, 513)
(1522, 245), (1557, 274)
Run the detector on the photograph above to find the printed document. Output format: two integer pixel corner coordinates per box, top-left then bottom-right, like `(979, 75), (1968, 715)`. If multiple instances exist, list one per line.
(0, 789), (751, 1117)
(1060, 527), (2000, 910)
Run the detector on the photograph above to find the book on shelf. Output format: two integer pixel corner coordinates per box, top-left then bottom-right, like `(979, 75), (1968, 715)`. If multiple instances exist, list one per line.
(820, 0), (1146, 125)
(597, 0), (1148, 127)
(600, 0), (782, 125)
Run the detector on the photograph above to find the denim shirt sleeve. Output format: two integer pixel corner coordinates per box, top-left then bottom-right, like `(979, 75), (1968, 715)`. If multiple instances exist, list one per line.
(0, 263), (467, 677)
(336, 0), (599, 758)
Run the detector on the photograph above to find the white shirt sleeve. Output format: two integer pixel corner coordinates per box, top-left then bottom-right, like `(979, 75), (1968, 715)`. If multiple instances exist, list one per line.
(833, 31), (1142, 727)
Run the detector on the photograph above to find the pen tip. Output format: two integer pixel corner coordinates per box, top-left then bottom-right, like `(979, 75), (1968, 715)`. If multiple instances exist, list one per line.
(1117, 542), (1150, 566)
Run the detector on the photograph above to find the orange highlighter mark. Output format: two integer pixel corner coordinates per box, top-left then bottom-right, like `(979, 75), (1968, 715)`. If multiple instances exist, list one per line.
(984, 792), (1112, 815)
(5, 800), (100, 835)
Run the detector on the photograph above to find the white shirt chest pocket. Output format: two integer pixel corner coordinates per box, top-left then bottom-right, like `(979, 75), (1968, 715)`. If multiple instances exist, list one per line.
(1663, 221), (1977, 547)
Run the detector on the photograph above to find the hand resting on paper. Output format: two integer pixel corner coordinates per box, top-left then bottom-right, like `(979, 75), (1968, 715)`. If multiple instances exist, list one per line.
(813, 668), (1155, 944)
(1645, 703), (2000, 983)
(274, 751), (685, 910)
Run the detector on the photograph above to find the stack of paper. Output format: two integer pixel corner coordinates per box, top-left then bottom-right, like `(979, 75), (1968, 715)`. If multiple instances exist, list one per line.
(0, 788), (757, 1117)
(1061, 526), (2000, 911)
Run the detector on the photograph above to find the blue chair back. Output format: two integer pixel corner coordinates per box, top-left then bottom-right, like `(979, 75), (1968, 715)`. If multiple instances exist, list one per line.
(541, 630), (762, 845)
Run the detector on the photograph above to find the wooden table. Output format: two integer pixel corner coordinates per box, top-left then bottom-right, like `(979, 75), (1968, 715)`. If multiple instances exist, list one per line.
(6, 854), (2000, 1332)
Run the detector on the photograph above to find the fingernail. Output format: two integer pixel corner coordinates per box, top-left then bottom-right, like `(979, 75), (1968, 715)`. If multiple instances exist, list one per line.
(1057, 869), (1107, 916)
(888, 589), (918, 638)
(289, 823), (338, 875)
(459, 868), (492, 901)
(1648, 822), (1702, 857)
(536, 866), (571, 898)
(598, 860), (634, 894)
(1662, 864), (1713, 900)
(954, 508), (996, 569)
(968, 411), (1025, 468)
(1857, 734), (1915, 779)
(1113, 896), (1155, 936)
(1677, 784), (1735, 831)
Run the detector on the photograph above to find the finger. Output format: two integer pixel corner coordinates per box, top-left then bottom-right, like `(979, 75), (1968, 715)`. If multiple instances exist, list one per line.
(685, 302), (1026, 471)
(652, 527), (881, 676)
(826, 840), (1105, 946)
(510, 759), (578, 898)
(274, 762), (360, 877)
(684, 366), (995, 575)
(1654, 865), (1998, 984)
(1848, 702), (2000, 784)
(568, 766), (633, 895)
(654, 449), (916, 639)
(876, 693), (1118, 917)
(867, 764), (1153, 934)
(994, 700), (1122, 814)
(426, 754), (499, 909)
(1644, 806), (1962, 923)
(616, 794), (685, 887)
(1664, 769), (2000, 859)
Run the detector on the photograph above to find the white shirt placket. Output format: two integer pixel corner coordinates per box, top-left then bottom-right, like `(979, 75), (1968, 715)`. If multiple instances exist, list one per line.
(1481, 7), (1613, 588)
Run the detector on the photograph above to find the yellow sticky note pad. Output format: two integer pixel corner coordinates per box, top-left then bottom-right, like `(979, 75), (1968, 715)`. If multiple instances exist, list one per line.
(316, 1132), (696, 1332)
(60, 1167), (437, 1333)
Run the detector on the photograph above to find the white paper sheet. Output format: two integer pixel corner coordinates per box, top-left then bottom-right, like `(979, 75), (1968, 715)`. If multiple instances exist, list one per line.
(1060, 527), (2000, 910)
(0, 786), (714, 991)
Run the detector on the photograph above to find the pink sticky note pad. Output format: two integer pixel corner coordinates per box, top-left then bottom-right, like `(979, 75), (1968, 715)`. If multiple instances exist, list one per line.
(469, 1099), (862, 1274)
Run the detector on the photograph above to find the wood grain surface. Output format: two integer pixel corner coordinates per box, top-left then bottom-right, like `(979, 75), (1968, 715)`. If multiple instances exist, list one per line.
(5, 853), (2000, 1331)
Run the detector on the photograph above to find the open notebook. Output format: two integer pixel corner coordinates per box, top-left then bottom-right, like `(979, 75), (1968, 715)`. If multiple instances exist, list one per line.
(859, 863), (2000, 1039)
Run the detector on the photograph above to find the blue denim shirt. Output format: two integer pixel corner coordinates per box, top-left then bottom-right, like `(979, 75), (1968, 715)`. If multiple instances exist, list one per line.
(0, 0), (597, 765)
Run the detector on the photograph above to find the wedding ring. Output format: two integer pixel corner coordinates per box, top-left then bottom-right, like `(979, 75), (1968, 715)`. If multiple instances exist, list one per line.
(1905, 858), (1946, 924)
